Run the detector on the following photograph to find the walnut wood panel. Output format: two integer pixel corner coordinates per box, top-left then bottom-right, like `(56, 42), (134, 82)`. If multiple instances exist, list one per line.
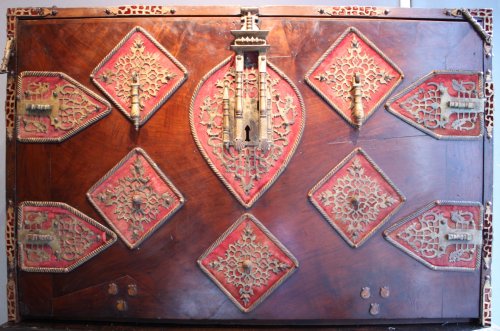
(13, 11), (485, 325)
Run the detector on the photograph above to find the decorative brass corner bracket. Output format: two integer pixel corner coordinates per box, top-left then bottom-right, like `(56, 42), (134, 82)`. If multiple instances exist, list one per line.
(0, 36), (14, 74)
(447, 8), (492, 57)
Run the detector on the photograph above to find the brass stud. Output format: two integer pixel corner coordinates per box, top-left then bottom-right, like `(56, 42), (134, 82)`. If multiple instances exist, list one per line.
(108, 283), (118, 295)
(127, 284), (138, 297)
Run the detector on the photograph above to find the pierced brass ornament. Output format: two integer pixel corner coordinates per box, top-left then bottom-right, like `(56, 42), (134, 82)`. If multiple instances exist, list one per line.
(305, 27), (403, 128)
(16, 71), (111, 143)
(17, 201), (117, 273)
(87, 148), (184, 249)
(384, 201), (483, 272)
(190, 8), (305, 208)
(309, 148), (405, 248)
(386, 71), (484, 139)
(91, 26), (187, 130)
(198, 213), (298, 312)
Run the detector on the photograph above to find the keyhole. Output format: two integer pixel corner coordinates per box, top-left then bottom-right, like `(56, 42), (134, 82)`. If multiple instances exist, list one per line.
(245, 125), (251, 142)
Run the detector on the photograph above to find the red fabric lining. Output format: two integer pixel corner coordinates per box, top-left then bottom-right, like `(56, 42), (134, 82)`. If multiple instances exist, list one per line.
(192, 57), (304, 205)
(18, 75), (108, 140)
(94, 30), (185, 121)
(311, 152), (403, 246)
(19, 205), (109, 270)
(89, 153), (182, 247)
(388, 204), (482, 269)
(391, 73), (482, 137)
(201, 217), (294, 309)
(309, 31), (401, 122)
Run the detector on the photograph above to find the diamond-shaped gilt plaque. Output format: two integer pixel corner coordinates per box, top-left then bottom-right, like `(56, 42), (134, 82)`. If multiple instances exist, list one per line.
(87, 147), (184, 249)
(18, 201), (117, 273)
(386, 70), (484, 139)
(198, 213), (298, 312)
(305, 27), (403, 128)
(16, 71), (111, 143)
(384, 201), (483, 272)
(308, 148), (405, 248)
(91, 26), (187, 128)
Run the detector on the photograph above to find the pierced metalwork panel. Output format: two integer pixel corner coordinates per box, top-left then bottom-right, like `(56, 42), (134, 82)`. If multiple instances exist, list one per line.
(17, 201), (117, 273)
(198, 213), (298, 313)
(91, 26), (187, 129)
(308, 148), (405, 248)
(190, 56), (305, 208)
(305, 27), (403, 128)
(87, 147), (184, 249)
(16, 71), (111, 143)
(384, 201), (483, 272)
(386, 71), (484, 139)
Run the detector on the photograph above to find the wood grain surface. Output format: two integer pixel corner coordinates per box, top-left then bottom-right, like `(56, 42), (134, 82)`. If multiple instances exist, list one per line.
(12, 9), (486, 326)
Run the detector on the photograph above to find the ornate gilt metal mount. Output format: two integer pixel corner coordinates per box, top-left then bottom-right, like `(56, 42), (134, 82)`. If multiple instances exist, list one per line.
(305, 27), (403, 128)
(0, 36), (14, 74)
(190, 8), (305, 208)
(386, 71), (484, 139)
(87, 147), (184, 249)
(91, 26), (187, 130)
(198, 213), (298, 312)
(17, 201), (117, 273)
(223, 8), (273, 152)
(384, 201), (483, 272)
(309, 148), (405, 248)
(448, 8), (492, 56)
(16, 71), (111, 142)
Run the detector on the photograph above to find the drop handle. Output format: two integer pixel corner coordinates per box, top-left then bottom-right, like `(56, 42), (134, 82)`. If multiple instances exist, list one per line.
(130, 72), (141, 131)
(351, 73), (364, 128)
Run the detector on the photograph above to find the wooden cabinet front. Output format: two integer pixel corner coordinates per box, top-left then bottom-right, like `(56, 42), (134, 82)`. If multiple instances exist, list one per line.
(3, 5), (493, 327)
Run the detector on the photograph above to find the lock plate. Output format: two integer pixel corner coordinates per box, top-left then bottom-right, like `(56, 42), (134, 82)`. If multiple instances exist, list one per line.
(384, 200), (483, 271)
(17, 201), (117, 273)
(386, 70), (484, 139)
(16, 71), (111, 142)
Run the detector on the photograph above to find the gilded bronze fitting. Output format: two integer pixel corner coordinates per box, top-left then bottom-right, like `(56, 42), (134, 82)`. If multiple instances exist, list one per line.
(198, 213), (299, 313)
(384, 201), (483, 272)
(190, 8), (305, 208)
(369, 303), (380, 316)
(386, 70), (484, 139)
(305, 27), (403, 128)
(16, 71), (112, 143)
(308, 148), (406, 248)
(91, 26), (187, 130)
(87, 147), (185, 249)
(380, 286), (390, 299)
(17, 201), (117, 273)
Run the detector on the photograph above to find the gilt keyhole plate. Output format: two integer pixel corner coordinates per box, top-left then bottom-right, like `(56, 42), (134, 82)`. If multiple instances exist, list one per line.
(190, 56), (305, 208)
